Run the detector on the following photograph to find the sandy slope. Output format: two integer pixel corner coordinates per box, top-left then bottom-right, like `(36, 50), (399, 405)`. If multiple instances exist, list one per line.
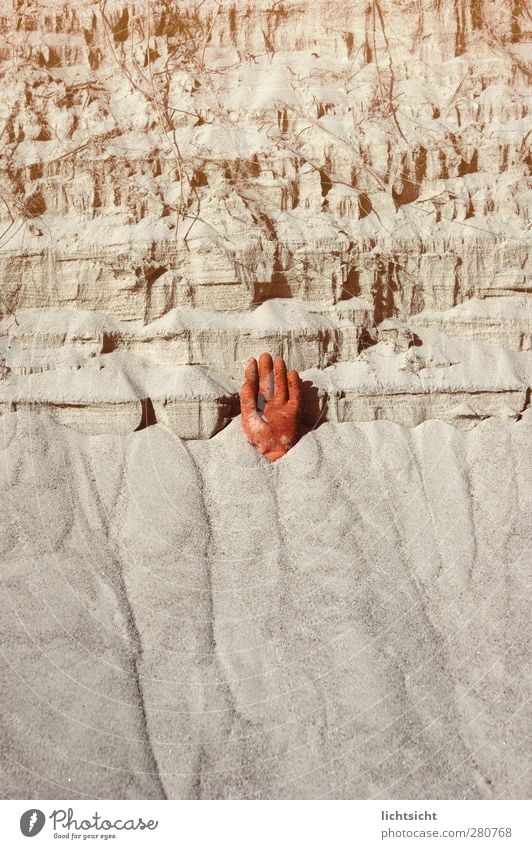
(1, 412), (530, 799)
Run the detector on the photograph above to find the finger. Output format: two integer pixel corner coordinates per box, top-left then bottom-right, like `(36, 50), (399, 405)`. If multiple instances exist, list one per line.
(258, 352), (274, 400)
(273, 356), (288, 403)
(240, 358), (258, 413)
(244, 357), (258, 391)
(287, 369), (301, 407)
(240, 360), (264, 441)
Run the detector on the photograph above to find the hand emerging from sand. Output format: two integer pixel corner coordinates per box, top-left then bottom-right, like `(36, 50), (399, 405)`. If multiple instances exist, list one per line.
(240, 353), (302, 462)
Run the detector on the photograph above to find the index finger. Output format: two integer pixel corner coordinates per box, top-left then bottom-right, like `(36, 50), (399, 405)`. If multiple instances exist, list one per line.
(240, 357), (258, 411)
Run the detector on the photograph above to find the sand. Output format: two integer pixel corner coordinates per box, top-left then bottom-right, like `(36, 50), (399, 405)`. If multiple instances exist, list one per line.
(1, 411), (530, 799)
(1, 0), (531, 803)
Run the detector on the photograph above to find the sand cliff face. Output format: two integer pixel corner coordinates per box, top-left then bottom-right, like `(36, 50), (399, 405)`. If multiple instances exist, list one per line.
(0, 0), (530, 435)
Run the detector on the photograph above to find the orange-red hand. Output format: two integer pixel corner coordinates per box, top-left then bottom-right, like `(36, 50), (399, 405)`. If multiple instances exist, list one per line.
(240, 353), (302, 461)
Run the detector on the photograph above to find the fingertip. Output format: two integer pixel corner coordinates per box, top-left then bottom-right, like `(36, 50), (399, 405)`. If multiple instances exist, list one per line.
(259, 351), (274, 399)
(244, 357), (258, 382)
(287, 369), (302, 402)
(274, 357), (286, 379)
(273, 356), (288, 401)
(259, 352), (273, 370)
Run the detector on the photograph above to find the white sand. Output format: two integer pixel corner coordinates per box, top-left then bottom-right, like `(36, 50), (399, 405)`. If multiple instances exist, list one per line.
(1, 0), (531, 804)
(0, 412), (530, 799)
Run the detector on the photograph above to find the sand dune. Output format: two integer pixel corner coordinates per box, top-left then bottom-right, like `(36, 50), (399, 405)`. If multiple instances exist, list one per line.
(1, 412), (530, 799)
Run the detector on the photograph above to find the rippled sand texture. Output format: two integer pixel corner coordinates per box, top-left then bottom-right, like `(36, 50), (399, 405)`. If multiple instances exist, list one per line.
(1, 413), (530, 798)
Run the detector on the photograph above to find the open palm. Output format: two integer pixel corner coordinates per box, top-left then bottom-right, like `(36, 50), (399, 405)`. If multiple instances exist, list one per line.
(240, 353), (302, 461)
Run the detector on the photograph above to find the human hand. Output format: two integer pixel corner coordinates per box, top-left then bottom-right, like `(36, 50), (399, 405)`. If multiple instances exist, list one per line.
(240, 352), (302, 462)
